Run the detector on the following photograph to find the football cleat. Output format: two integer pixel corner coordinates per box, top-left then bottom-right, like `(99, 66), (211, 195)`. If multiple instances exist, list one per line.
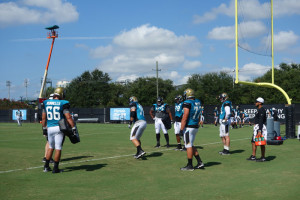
(256, 157), (266, 162)
(43, 166), (52, 172)
(221, 150), (230, 155)
(180, 165), (194, 171)
(194, 162), (205, 169)
(134, 150), (146, 159)
(154, 144), (160, 148)
(246, 155), (256, 161)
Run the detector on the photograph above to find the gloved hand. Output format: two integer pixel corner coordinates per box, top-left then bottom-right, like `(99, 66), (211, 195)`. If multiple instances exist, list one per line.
(179, 130), (184, 137)
(72, 127), (77, 135)
(42, 127), (47, 136)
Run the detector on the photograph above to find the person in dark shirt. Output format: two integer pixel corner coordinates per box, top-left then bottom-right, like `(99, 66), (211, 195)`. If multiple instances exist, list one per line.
(247, 97), (267, 162)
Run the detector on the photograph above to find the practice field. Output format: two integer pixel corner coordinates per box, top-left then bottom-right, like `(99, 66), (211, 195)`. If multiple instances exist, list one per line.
(0, 123), (299, 200)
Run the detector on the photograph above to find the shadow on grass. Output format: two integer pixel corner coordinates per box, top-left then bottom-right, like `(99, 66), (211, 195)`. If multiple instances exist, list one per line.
(194, 146), (204, 149)
(140, 152), (163, 160)
(64, 163), (107, 172)
(230, 149), (245, 154)
(204, 161), (222, 168)
(61, 155), (93, 162)
(266, 155), (276, 161)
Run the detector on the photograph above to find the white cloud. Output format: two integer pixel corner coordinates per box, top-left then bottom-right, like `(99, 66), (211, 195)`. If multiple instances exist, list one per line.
(90, 45), (113, 58)
(274, 31), (299, 51)
(193, 0), (300, 24)
(183, 60), (202, 70)
(116, 74), (139, 82)
(274, 0), (300, 17)
(90, 24), (202, 84)
(0, 0), (78, 27)
(208, 21), (267, 40)
(238, 63), (272, 81)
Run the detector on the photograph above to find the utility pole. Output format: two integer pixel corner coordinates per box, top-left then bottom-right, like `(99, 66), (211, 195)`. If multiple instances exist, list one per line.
(24, 79), (28, 100)
(6, 81), (11, 99)
(152, 61), (161, 98)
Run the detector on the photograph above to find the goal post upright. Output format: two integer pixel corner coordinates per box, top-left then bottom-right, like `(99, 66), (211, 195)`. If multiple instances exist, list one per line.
(235, 0), (295, 138)
(235, 0), (239, 84)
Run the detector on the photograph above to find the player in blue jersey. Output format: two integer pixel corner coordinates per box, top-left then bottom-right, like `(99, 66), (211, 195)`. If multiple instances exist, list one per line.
(150, 97), (173, 148)
(218, 93), (232, 155)
(42, 87), (77, 173)
(128, 96), (147, 159)
(174, 95), (184, 150)
(241, 111), (251, 127)
(180, 88), (204, 171)
(213, 107), (219, 126)
(235, 106), (241, 128)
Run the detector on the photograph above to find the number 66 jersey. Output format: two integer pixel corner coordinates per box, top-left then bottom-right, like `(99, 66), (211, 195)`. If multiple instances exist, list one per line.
(43, 99), (70, 127)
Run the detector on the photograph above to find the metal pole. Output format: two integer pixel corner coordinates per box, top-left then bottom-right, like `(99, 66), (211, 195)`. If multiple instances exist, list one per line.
(24, 79), (28, 100)
(156, 61), (159, 98)
(6, 81), (11, 99)
(235, 0), (239, 84)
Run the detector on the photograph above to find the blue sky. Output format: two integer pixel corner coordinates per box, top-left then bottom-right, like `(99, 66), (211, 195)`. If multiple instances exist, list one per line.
(0, 0), (299, 100)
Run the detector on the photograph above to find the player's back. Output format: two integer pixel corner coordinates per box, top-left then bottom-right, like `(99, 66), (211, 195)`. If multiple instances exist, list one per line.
(43, 99), (69, 127)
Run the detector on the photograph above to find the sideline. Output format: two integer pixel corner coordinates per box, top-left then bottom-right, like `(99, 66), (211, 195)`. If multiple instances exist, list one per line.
(0, 137), (249, 174)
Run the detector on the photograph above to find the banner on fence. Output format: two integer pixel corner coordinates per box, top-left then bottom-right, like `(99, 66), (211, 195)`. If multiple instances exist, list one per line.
(110, 108), (130, 121)
(12, 109), (27, 120)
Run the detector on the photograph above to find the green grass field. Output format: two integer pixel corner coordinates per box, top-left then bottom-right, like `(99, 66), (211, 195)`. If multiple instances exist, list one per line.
(0, 123), (299, 200)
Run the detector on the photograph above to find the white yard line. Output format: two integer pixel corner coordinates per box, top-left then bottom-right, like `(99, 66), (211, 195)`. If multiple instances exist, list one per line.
(0, 137), (249, 174)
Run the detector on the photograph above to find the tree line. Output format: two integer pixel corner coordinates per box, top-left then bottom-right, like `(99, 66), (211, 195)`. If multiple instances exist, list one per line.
(47, 63), (300, 107)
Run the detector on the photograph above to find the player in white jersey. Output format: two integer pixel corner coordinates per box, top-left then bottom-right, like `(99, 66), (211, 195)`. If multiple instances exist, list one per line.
(16, 109), (22, 126)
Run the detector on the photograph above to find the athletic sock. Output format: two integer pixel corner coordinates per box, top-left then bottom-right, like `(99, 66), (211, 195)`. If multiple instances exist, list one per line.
(195, 155), (202, 163)
(54, 161), (59, 170)
(188, 159), (193, 166)
(224, 146), (229, 151)
(164, 134), (169, 145)
(137, 145), (141, 154)
(44, 160), (50, 168)
(156, 134), (160, 144)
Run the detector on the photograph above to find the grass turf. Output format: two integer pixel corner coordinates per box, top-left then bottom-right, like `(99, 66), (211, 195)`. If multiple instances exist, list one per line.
(0, 123), (299, 200)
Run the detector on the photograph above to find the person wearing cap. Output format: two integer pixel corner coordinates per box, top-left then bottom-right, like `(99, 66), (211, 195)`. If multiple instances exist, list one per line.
(247, 97), (267, 162)
(42, 88), (77, 173)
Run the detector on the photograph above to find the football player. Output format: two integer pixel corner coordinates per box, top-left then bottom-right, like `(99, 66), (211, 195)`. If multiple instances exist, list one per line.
(16, 109), (22, 126)
(241, 111), (251, 127)
(174, 95), (184, 150)
(218, 93), (233, 155)
(213, 107), (219, 126)
(180, 88), (204, 171)
(149, 97), (173, 148)
(128, 96), (147, 159)
(42, 87), (77, 173)
(42, 93), (55, 163)
(235, 106), (241, 128)
(199, 106), (204, 128)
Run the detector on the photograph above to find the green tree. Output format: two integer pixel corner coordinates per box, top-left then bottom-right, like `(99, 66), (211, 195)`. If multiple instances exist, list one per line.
(252, 63), (300, 103)
(65, 69), (111, 107)
(126, 77), (175, 106)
